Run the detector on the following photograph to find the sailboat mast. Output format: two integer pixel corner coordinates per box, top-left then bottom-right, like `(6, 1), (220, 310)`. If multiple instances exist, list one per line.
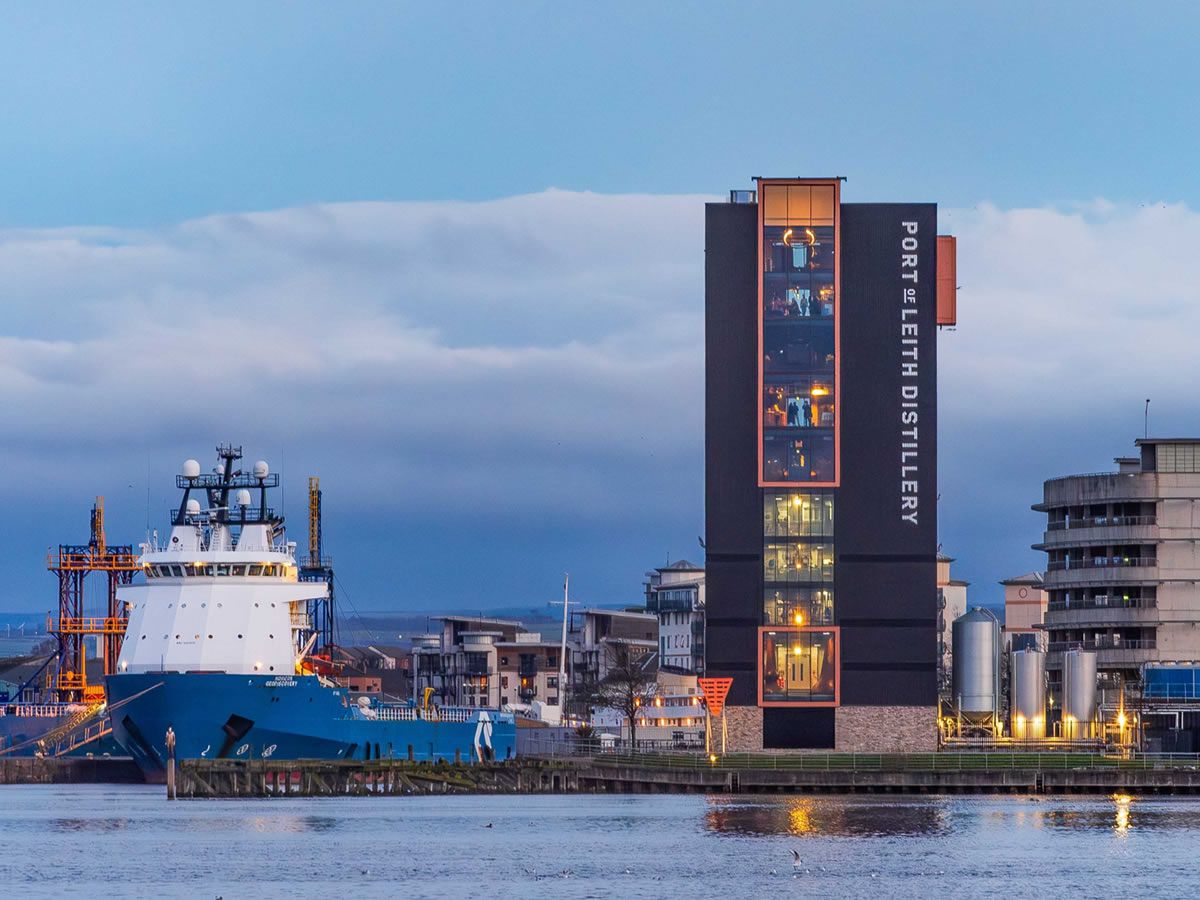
(558, 573), (570, 715)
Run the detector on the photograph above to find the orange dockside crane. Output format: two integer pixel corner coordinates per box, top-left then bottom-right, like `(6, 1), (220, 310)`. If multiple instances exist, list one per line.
(46, 498), (141, 703)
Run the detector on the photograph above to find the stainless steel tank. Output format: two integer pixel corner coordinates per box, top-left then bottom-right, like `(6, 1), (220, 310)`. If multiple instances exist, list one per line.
(1062, 649), (1098, 739)
(1010, 649), (1046, 739)
(951, 608), (1001, 719)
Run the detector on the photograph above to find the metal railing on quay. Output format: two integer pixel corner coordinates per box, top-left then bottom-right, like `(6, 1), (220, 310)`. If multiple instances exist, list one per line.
(519, 739), (1200, 772)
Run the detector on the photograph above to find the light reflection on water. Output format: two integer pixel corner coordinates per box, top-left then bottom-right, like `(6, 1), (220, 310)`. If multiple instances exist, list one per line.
(703, 793), (1200, 840)
(705, 795), (949, 837)
(2, 786), (1199, 899)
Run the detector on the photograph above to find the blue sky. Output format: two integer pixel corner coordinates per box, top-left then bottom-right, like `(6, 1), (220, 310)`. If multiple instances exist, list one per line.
(5, 2), (1200, 226)
(3, 3), (1200, 614)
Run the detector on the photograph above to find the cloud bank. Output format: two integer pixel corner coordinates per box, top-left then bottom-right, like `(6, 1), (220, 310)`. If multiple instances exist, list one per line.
(3, 192), (1198, 610)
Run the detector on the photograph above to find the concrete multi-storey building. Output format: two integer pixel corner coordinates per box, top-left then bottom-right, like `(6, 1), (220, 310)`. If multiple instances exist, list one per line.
(705, 177), (957, 750)
(644, 560), (705, 674)
(1036, 439), (1200, 701)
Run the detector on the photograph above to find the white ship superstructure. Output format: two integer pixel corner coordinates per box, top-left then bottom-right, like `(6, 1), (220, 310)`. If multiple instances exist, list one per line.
(117, 448), (326, 677)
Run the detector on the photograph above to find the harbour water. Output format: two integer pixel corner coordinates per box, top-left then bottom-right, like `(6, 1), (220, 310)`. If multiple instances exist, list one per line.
(1, 788), (1198, 898)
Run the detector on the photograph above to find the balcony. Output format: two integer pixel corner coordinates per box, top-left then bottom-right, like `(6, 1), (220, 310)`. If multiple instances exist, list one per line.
(415, 656), (444, 675)
(1046, 638), (1157, 653)
(1047, 515), (1156, 531)
(1047, 595), (1155, 612)
(1038, 518), (1159, 551)
(1044, 606), (1162, 630)
(1046, 557), (1156, 572)
(649, 596), (696, 613)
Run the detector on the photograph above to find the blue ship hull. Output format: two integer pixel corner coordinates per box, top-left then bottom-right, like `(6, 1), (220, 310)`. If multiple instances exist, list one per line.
(105, 672), (516, 781)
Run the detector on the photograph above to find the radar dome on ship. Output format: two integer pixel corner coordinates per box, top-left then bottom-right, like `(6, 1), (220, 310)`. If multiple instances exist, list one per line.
(235, 489), (252, 507)
(185, 499), (201, 515)
(181, 459), (201, 479)
(253, 460), (269, 479)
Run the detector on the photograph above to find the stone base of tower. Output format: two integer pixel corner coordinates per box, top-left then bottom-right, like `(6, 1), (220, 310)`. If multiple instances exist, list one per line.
(722, 705), (764, 751)
(834, 705), (937, 752)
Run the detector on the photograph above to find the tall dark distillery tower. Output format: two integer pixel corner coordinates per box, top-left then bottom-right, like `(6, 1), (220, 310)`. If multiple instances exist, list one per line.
(704, 178), (957, 750)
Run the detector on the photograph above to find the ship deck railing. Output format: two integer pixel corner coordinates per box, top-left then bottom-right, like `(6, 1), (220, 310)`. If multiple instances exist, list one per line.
(366, 706), (481, 724)
(0, 704), (90, 718)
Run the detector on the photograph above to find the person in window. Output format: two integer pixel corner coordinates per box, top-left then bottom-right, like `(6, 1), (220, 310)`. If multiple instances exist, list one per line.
(787, 397), (801, 427)
(802, 398), (813, 428)
(786, 290), (801, 318)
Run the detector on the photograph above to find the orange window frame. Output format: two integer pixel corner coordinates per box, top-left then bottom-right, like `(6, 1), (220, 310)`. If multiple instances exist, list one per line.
(757, 625), (840, 708)
(757, 178), (841, 488)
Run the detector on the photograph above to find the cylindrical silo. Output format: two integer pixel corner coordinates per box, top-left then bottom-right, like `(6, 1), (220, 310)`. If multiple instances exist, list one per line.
(951, 608), (1001, 723)
(1062, 649), (1098, 740)
(1010, 649), (1046, 740)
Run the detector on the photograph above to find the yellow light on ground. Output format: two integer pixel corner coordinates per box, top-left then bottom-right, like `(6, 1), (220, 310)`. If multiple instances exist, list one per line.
(1117, 712), (1127, 728)
(792, 645), (804, 655)
(793, 612), (804, 625)
(709, 754), (718, 765)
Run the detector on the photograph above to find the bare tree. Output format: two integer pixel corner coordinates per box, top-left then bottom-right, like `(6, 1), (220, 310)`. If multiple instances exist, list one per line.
(589, 641), (657, 749)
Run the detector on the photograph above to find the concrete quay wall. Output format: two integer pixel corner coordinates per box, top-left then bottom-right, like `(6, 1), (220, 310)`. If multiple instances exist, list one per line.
(171, 757), (1200, 798)
(0, 756), (143, 785)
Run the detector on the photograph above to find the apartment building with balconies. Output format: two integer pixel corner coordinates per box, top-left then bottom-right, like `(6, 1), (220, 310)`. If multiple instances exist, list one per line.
(644, 560), (706, 674)
(496, 636), (562, 709)
(1036, 439), (1200, 695)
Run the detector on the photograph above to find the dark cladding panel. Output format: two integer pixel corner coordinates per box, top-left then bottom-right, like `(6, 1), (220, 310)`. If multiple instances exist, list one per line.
(839, 624), (937, 666)
(838, 203), (938, 560)
(836, 203), (938, 708)
(837, 560), (939, 622)
(840, 667), (937, 707)
(705, 203), (760, 557)
(763, 707), (835, 749)
(705, 557), (760, 705)
(705, 201), (761, 708)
